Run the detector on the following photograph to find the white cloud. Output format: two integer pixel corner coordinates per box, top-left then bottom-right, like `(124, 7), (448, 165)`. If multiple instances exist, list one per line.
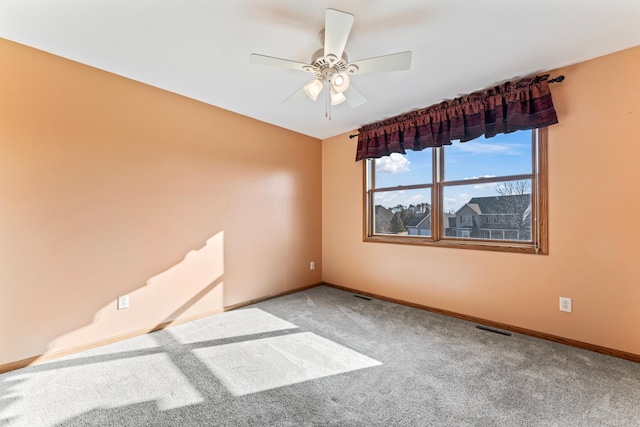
(455, 143), (524, 155)
(375, 190), (428, 208)
(408, 194), (425, 204)
(473, 182), (498, 190)
(461, 175), (499, 190)
(375, 191), (404, 207)
(443, 192), (472, 213)
(463, 175), (496, 180)
(376, 153), (410, 174)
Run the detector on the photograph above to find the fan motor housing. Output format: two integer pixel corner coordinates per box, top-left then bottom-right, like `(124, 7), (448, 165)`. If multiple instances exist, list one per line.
(307, 48), (357, 80)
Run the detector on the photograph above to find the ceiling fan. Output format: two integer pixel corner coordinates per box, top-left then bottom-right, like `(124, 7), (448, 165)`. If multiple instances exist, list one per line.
(249, 8), (412, 117)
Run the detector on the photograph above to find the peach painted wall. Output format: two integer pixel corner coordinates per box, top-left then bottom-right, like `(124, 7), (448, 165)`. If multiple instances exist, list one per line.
(0, 39), (322, 366)
(322, 45), (640, 356)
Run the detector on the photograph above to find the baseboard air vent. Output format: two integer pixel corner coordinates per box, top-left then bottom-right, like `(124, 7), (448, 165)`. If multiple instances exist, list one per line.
(475, 325), (512, 336)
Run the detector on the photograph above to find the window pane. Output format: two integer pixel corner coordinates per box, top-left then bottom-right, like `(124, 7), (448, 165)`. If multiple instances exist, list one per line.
(443, 180), (532, 241)
(373, 189), (431, 236)
(444, 132), (532, 182)
(374, 149), (432, 189)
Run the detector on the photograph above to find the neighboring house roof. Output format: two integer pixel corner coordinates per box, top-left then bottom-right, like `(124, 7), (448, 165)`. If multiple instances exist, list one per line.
(453, 194), (532, 231)
(466, 203), (481, 215)
(464, 195), (531, 215)
(406, 213), (456, 230)
(405, 214), (429, 228)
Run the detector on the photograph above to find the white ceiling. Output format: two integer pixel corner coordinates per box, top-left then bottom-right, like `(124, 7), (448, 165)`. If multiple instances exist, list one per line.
(1, 1), (639, 140)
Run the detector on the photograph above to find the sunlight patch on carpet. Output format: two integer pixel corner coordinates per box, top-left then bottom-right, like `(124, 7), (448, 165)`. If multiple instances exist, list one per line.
(193, 332), (382, 396)
(2, 354), (203, 426)
(172, 308), (298, 344)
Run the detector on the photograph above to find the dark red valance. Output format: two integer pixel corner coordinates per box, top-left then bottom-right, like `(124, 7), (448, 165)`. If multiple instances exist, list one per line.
(355, 74), (558, 161)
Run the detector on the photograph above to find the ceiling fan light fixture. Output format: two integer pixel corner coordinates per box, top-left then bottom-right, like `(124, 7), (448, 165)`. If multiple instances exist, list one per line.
(304, 79), (324, 101)
(250, 9), (412, 115)
(330, 90), (346, 106)
(330, 71), (350, 93)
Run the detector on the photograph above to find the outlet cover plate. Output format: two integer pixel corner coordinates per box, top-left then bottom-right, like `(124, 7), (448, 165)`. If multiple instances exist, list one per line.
(117, 294), (130, 310)
(559, 297), (572, 313)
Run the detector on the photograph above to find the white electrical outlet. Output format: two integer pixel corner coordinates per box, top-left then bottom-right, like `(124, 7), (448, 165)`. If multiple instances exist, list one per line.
(310, 261), (315, 270)
(559, 297), (572, 313)
(117, 294), (130, 310)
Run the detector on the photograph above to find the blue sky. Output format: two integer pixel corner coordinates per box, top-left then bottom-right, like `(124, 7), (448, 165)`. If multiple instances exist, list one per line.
(374, 130), (532, 213)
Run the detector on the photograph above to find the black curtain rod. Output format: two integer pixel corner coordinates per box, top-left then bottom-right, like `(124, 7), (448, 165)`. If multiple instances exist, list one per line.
(348, 75), (565, 139)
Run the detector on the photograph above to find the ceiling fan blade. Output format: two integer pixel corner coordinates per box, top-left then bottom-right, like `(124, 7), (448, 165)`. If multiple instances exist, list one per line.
(324, 9), (355, 64)
(348, 51), (412, 75)
(250, 54), (311, 72)
(344, 84), (367, 108)
(282, 84), (311, 105)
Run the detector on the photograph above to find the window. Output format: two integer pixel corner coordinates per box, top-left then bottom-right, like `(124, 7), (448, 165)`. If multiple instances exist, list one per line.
(364, 128), (548, 254)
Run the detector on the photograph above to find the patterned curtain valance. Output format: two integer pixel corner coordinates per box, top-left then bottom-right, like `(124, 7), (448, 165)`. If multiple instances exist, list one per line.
(355, 74), (558, 161)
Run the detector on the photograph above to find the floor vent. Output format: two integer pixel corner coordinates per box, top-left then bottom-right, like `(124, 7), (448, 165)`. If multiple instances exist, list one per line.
(475, 325), (512, 336)
(353, 295), (372, 301)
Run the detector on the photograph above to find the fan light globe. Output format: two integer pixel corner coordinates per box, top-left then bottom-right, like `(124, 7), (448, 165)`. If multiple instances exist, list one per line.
(304, 79), (324, 101)
(330, 90), (346, 106)
(331, 72), (350, 93)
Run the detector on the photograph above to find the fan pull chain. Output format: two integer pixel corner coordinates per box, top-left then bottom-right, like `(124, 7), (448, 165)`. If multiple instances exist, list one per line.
(325, 80), (331, 120)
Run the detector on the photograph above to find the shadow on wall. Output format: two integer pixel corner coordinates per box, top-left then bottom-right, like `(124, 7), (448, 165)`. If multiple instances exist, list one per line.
(39, 231), (226, 363)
